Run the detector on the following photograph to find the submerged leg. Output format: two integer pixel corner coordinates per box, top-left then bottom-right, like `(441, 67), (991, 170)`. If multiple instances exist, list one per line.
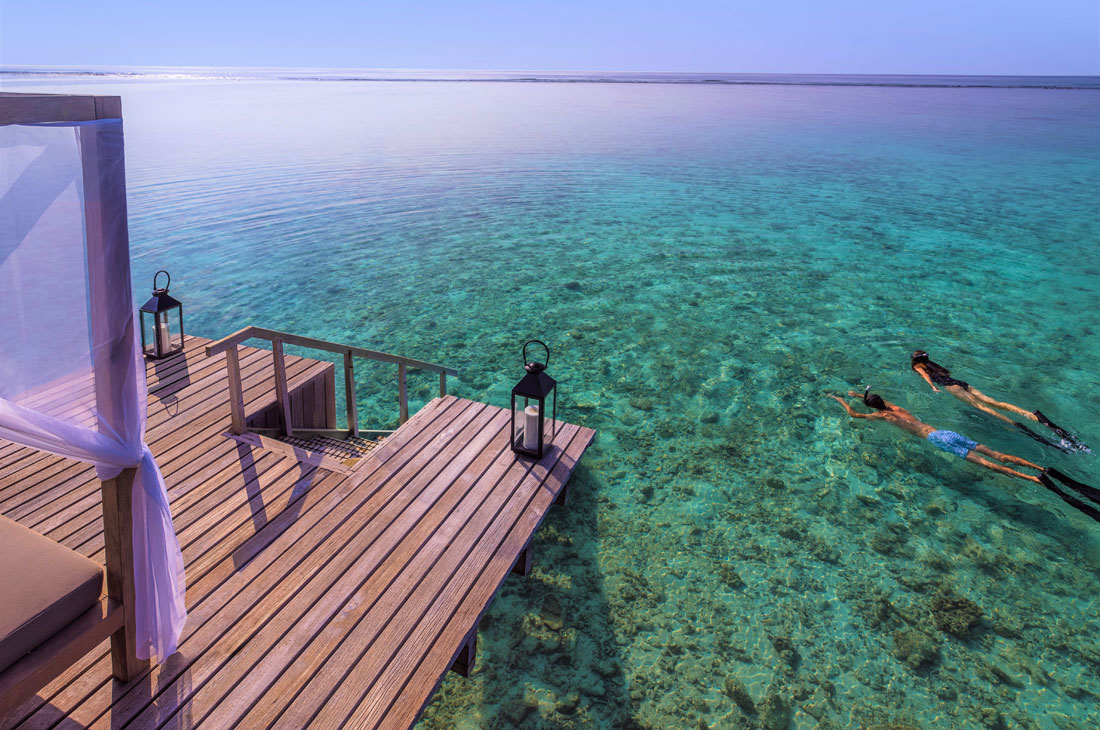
(952, 388), (1015, 425)
(965, 450), (1041, 483)
(973, 443), (1043, 471)
(968, 388), (1037, 420)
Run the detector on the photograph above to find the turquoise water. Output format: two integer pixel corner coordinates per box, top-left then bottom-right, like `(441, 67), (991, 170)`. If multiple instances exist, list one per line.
(6, 72), (1100, 729)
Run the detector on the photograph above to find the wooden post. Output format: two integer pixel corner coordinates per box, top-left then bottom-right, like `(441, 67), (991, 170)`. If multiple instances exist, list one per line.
(272, 338), (293, 438)
(79, 112), (147, 682)
(344, 350), (358, 438)
(511, 545), (532, 576)
(450, 627), (478, 677)
(225, 345), (246, 435)
(554, 479), (572, 507)
(439, 372), (447, 397)
(398, 364), (409, 424)
(100, 468), (148, 681)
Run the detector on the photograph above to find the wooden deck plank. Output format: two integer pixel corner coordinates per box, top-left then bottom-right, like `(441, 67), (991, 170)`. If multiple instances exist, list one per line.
(0, 342), (295, 521)
(217, 409), (513, 729)
(376, 426), (595, 730)
(0, 335), (595, 730)
(6, 350), (322, 556)
(170, 407), (508, 730)
(79, 399), (481, 730)
(43, 397), (463, 730)
(269, 420), (577, 729)
(308, 422), (585, 729)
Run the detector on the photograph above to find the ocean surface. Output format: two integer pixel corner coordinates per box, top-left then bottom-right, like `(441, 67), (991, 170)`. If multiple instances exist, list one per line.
(5, 68), (1100, 729)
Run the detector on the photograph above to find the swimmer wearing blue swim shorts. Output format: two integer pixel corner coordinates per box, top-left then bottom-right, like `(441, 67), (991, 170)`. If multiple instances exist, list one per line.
(828, 388), (1100, 522)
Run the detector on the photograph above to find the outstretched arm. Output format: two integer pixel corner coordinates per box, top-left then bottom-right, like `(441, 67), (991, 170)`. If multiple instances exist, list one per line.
(830, 394), (873, 419)
(912, 365), (940, 393)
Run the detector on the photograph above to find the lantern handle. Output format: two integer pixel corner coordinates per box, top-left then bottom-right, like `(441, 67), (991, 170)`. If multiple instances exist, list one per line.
(522, 339), (550, 368)
(153, 269), (171, 292)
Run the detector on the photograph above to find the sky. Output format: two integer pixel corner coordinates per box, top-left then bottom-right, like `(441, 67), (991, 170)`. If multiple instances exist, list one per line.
(0, 0), (1097, 75)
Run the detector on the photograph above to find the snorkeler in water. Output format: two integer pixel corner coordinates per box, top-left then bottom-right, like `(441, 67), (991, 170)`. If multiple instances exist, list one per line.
(910, 350), (1089, 453)
(829, 388), (1100, 522)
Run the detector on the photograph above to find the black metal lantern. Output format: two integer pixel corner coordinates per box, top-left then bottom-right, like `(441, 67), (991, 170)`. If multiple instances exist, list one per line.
(139, 270), (184, 359)
(511, 340), (557, 459)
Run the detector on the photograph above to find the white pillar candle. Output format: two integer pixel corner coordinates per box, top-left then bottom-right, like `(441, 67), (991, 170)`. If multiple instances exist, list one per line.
(523, 404), (540, 451)
(156, 314), (172, 354)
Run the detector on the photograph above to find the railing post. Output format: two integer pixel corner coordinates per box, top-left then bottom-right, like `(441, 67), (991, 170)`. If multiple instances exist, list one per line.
(398, 363), (409, 424)
(225, 345), (246, 435)
(439, 372), (447, 398)
(344, 350), (358, 438)
(272, 338), (293, 438)
(100, 468), (148, 681)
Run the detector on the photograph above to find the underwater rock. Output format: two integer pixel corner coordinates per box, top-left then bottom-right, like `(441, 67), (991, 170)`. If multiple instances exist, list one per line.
(975, 707), (1006, 729)
(723, 677), (755, 714)
(700, 410), (720, 424)
(765, 477), (786, 490)
(929, 590), (983, 637)
(563, 280), (582, 291)
(865, 724), (922, 730)
(986, 661), (1025, 689)
(778, 524), (802, 541)
(541, 594), (564, 631)
(757, 689), (791, 730)
(891, 628), (939, 670)
(805, 535), (840, 563)
(869, 530), (913, 559)
(719, 564), (744, 589)
(500, 692), (538, 724)
(771, 635), (801, 668)
(556, 691), (580, 715)
(628, 396), (654, 411)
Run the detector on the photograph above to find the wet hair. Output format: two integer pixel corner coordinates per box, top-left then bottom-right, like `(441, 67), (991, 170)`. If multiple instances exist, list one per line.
(911, 350), (952, 380)
(863, 388), (888, 411)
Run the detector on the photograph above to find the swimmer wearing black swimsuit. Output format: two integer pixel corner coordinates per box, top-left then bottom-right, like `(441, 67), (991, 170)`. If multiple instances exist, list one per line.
(910, 350), (1088, 452)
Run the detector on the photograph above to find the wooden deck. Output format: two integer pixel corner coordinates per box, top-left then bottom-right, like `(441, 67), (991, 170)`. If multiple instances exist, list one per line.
(0, 336), (594, 729)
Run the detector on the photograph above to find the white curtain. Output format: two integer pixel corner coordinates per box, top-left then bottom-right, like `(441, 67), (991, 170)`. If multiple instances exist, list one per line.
(0, 120), (186, 661)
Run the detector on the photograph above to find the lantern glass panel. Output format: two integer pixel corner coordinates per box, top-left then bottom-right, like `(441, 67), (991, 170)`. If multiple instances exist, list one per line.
(139, 301), (183, 358)
(140, 310), (157, 357)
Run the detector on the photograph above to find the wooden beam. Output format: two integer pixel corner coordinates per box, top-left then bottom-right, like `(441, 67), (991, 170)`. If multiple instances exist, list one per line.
(0, 93), (122, 125)
(77, 109), (145, 685)
(0, 598), (124, 717)
(554, 478), (571, 507)
(250, 427), (393, 439)
(223, 432), (356, 475)
(225, 346), (246, 435)
(100, 468), (149, 681)
(449, 628), (478, 677)
(205, 326), (458, 376)
(271, 339), (293, 438)
(343, 351), (358, 438)
(398, 364), (409, 425)
(439, 372), (447, 398)
(511, 545), (532, 576)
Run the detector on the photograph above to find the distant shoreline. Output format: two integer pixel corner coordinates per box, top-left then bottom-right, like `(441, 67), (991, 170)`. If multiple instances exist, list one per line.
(3, 66), (1098, 90)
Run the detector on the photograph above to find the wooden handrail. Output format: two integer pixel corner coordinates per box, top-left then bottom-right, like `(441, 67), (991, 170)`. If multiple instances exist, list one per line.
(205, 326), (458, 376)
(206, 325), (457, 434)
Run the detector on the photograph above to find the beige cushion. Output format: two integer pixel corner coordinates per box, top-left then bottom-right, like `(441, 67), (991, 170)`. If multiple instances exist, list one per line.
(0, 515), (104, 673)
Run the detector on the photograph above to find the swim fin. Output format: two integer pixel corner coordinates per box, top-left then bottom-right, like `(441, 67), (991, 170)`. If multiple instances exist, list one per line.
(1038, 473), (1100, 523)
(1033, 410), (1091, 453)
(1044, 468), (1100, 507)
(1014, 422), (1074, 453)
